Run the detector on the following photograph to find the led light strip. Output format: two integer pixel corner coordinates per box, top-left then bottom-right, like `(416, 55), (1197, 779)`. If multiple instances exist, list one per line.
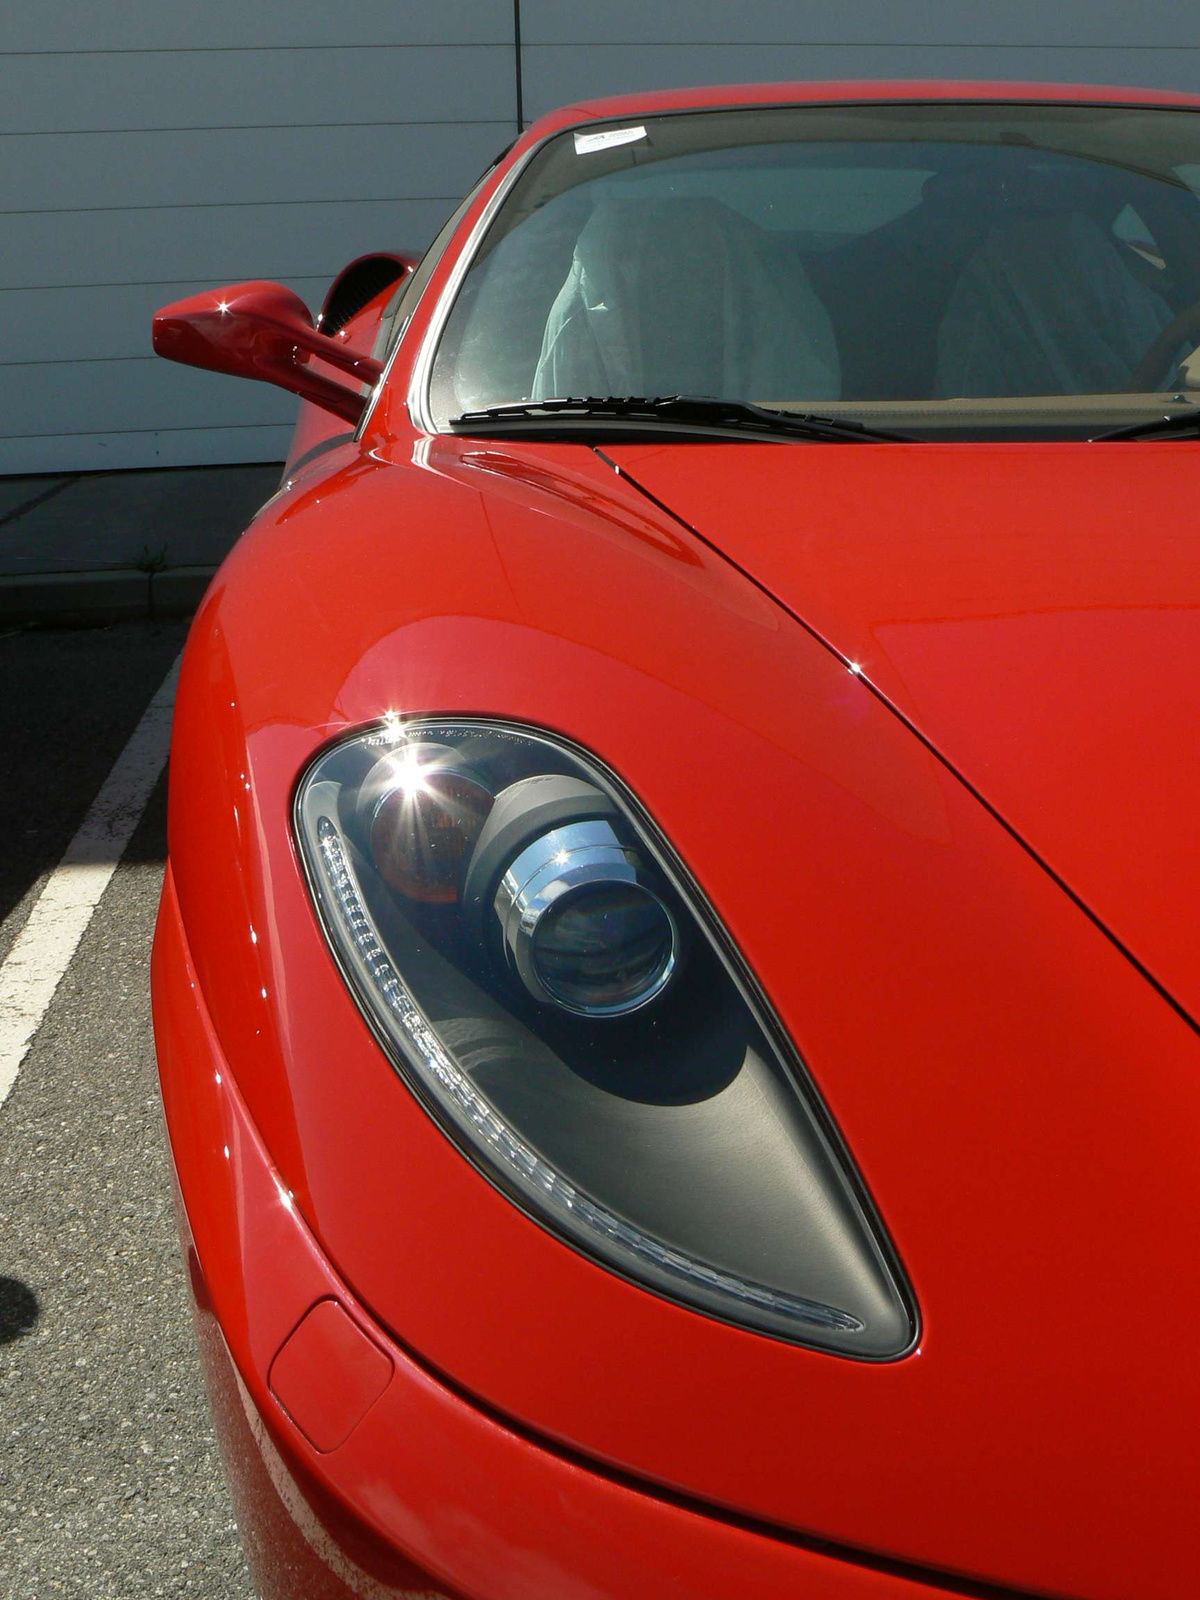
(315, 816), (863, 1335)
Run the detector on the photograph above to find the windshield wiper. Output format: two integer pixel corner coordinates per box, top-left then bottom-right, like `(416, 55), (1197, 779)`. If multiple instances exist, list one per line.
(450, 394), (915, 443)
(1091, 406), (1200, 442)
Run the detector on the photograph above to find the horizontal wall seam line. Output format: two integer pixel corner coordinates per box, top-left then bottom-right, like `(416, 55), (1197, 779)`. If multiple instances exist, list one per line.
(522, 40), (1200, 49)
(3, 41), (1198, 54)
(0, 44), (511, 57)
(4, 41), (1198, 58)
(0, 196), (459, 217)
(0, 120), (514, 138)
(2, 424), (291, 440)
(2, 356), (191, 367)
(0, 278), (329, 293)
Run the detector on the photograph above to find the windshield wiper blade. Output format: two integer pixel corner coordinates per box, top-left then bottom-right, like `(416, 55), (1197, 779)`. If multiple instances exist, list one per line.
(450, 394), (915, 443)
(1091, 407), (1200, 442)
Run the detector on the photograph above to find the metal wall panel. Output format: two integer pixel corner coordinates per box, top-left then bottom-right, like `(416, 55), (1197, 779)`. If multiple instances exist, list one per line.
(0, 7), (516, 473)
(0, 426), (295, 478)
(0, 47), (513, 135)
(1, 282), (329, 364)
(2, 3), (510, 52)
(5, 2), (1199, 473)
(2, 123), (506, 213)
(520, 1), (1200, 118)
(521, 1), (1200, 49)
(521, 44), (1200, 122)
(3, 359), (296, 439)
(1, 201), (461, 291)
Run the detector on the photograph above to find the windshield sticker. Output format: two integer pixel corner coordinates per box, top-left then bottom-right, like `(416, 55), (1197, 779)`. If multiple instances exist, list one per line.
(574, 125), (647, 155)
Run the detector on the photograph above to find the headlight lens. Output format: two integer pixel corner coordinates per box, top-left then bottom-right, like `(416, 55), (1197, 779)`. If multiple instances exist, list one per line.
(295, 719), (914, 1356)
(492, 816), (679, 1015)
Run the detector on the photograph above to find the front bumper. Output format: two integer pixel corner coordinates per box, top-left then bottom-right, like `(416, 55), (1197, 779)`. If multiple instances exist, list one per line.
(153, 862), (951, 1599)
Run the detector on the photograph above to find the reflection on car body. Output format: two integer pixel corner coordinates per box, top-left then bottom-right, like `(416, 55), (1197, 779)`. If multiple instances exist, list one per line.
(152, 81), (1200, 1599)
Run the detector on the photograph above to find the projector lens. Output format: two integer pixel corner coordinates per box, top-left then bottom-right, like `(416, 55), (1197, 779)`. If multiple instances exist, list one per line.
(532, 880), (676, 1013)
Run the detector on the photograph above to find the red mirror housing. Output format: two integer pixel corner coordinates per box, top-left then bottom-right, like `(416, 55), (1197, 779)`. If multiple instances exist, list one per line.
(152, 281), (384, 425)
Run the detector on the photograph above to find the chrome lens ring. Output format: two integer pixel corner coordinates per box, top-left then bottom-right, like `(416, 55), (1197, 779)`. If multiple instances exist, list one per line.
(493, 818), (679, 1016)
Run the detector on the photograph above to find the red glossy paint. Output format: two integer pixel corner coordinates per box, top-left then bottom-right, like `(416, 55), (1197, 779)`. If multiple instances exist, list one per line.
(284, 254), (418, 472)
(155, 868), (952, 1600)
(574, 78), (1200, 117)
(608, 439), (1200, 1027)
(164, 422), (1200, 1599)
(268, 1301), (393, 1455)
(153, 81), (1200, 1599)
(153, 281), (382, 425)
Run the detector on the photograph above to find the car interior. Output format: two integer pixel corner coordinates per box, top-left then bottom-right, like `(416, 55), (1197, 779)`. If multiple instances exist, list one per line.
(430, 123), (1200, 432)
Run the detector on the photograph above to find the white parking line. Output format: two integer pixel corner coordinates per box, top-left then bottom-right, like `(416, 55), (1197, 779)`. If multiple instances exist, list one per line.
(0, 654), (180, 1111)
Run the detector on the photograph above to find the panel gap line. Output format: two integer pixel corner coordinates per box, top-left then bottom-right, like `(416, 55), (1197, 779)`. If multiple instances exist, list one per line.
(603, 451), (1200, 1042)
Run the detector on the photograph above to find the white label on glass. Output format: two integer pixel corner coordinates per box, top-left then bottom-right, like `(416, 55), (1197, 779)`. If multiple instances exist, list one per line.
(574, 125), (647, 155)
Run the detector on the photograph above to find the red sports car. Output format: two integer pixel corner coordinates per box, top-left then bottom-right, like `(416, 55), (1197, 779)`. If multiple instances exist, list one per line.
(152, 81), (1200, 1598)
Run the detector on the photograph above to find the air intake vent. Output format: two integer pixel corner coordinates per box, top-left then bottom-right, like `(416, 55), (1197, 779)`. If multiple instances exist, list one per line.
(320, 256), (410, 338)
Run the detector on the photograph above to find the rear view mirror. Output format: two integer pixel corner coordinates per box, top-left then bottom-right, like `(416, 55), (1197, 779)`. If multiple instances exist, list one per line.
(152, 281), (383, 425)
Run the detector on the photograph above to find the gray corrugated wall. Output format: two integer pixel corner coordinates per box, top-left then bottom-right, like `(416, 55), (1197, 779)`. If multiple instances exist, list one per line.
(0, 3), (516, 473)
(520, 1), (1200, 118)
(3, 1), (1199, 475)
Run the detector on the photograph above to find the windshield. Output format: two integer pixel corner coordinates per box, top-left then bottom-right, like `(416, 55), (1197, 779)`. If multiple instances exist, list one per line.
(426, 101), (1200, 439)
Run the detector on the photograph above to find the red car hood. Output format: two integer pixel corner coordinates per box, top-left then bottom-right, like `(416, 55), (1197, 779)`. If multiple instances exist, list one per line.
(611, 439), (1200, 1026)
(174, 432), (1200, 1598)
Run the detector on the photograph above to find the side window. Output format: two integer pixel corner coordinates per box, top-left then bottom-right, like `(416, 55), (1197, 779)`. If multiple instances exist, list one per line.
(370, 187), (483, 363)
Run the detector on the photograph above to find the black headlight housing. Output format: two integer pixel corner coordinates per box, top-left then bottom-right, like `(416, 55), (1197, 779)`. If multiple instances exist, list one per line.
(295, 717), (915, 1357)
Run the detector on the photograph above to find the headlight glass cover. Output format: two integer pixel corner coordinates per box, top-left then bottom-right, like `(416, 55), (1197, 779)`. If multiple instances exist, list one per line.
(295, 718), (915, 1357)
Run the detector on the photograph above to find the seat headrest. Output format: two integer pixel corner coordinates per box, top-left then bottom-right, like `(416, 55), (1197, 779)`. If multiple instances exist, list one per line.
(922, 159), (1107, 218)
(571, 196), (762, 303)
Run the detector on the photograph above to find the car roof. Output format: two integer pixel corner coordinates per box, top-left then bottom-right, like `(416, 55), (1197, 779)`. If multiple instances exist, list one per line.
(526, 78), (1200, 140)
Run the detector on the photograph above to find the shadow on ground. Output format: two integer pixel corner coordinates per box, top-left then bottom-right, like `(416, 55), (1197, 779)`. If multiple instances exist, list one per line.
(0, 621), (186, 949)
(0, 1276), (40, 1344)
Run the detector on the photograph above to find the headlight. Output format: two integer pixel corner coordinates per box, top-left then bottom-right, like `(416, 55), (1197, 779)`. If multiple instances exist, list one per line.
(295, 719), (915, 1357)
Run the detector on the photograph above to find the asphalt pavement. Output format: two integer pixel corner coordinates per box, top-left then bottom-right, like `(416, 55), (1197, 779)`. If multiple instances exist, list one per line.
(0, 619), (256, 1598)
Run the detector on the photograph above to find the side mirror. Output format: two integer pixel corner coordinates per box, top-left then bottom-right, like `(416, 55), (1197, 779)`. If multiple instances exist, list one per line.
(152, 281), (384, 425)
